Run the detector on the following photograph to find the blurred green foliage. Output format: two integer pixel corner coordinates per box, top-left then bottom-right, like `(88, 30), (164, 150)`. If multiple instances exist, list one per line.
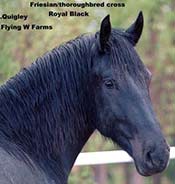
(0, 0), (174, 183)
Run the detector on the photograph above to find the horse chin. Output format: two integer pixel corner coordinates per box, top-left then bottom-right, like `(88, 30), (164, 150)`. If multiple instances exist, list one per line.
(133, 155), (169, 177)
(134, 161), (160, 176)
(134, 160), (153, 176)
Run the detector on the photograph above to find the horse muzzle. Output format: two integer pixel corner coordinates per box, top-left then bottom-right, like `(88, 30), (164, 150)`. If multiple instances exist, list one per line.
(131, 138), (170, 176)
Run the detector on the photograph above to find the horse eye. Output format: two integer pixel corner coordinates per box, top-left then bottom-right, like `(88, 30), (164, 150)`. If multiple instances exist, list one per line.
(104, 80), (114, 89)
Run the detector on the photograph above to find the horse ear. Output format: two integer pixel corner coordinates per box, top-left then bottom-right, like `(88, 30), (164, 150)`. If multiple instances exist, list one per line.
(100, 15), (111, 52)
(125, 11), (144, 46)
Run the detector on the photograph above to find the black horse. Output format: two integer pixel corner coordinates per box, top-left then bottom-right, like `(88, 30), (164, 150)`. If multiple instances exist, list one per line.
(0, 12), (169, 184)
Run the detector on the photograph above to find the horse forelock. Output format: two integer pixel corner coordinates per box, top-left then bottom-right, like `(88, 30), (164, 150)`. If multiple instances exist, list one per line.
(108, 29), (149, 83)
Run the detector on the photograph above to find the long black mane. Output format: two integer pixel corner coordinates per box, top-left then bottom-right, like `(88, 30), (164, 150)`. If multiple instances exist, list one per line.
(0, 33), (96, 180)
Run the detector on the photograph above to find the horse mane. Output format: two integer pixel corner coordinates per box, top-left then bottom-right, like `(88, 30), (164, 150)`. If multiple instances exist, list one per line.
(0, 33), (95, 163)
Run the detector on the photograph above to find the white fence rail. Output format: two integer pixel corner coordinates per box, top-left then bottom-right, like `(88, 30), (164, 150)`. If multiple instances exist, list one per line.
(74, 147), (175, 166)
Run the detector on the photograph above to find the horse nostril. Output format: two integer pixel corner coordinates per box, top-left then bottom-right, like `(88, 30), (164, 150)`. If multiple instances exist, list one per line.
(144, 144), (157, 168)
(144, 144), (169, 169)
(145, 150), (154, 167)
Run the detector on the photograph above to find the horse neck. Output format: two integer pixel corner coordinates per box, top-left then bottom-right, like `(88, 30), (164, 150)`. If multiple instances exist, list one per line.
(0, 35), (96, 183)
(52, 38), (95, 178)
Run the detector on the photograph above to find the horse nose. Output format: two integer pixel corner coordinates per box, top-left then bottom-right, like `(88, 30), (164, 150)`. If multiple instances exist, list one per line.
(144, 141), (170, 171)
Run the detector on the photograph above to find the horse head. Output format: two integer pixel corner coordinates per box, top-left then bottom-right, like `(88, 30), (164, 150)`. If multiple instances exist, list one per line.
(90, 12), (169, 176)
